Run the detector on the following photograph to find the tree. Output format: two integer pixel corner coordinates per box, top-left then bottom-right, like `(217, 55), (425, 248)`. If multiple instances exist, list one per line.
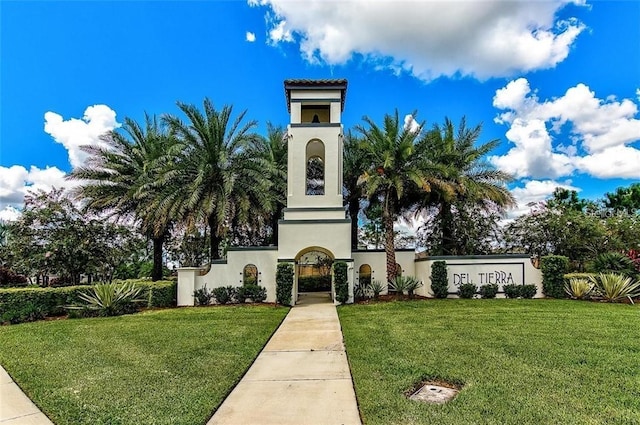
(69, 114), (173, 281)
(604, 183), (640, 213)
(357, 110), (445, 282)
(343, 132), (370, 249)
(419, 117), (514, 254)
(4, 188), (140, 284)
(256, 123), (287, 245)
(162, 99), (271, 260)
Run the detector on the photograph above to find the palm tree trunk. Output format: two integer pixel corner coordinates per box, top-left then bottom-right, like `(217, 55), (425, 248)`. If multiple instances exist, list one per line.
(349, 198), (360, 250)
(383, 212), (396, 283)
(152, 235), (164, 281)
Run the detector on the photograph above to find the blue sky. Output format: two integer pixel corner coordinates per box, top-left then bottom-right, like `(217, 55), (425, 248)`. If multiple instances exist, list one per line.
(1, 0), (639, 221)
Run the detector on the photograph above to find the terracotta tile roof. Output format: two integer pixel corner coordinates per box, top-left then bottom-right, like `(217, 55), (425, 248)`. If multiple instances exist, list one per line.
(284, 79), (348, 112)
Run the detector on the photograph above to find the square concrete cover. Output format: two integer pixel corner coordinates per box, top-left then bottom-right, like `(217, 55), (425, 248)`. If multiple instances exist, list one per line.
(208, 379), (361, 425)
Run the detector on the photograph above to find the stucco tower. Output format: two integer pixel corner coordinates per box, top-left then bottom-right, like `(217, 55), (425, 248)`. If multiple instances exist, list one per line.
(277, 79), (352, 264)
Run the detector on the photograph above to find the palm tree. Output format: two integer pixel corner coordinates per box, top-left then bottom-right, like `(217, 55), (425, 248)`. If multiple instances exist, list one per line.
(420, 117), (515, 254)
(256, 123), (287, 245)
(343, 132), (370, 249)
(357, 110), (449, 283)
(69, 114), (174, 281)
(162, 99), (270, 260)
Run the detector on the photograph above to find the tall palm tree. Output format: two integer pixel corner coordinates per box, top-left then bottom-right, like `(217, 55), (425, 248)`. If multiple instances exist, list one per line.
(162, 99), (270, 260)
(420, 117), (515, 254)
(256, 123), (287, 245)
(69, 114), (174, 281)
(357, 110), (449, 283)
(343, 132), (370, 249)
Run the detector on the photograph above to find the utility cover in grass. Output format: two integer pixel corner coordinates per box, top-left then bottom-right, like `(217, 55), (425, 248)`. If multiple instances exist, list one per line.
(409, 383), (459, 404)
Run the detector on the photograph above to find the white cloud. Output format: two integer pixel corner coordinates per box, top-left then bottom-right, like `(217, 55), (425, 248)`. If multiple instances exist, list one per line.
(0, 206), (21, 222)
(403, 114), (420, 134)
(44, 104), (120, 169)
(246, 31), (256, 42)
(509, 179), (578, 218)
(249, 0), (586, 81)
(0, 165), (74, 218)
(491, 78), (640, 180)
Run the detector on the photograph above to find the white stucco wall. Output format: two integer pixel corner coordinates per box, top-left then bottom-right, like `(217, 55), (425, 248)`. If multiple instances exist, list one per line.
(352, 250), (417, 295)
(416, 255), (543, 298)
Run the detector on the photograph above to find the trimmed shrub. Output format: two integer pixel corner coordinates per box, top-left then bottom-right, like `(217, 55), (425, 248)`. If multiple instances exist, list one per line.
(276, 263), (294, 306)
(458, 283), (477, 299)
(0, 285), (90, 323)
(237, 284), (267, 303)
(430, 261), (449, 298)
(131, 280), (177, 307)
(541, 255), (569, 298)
(212, 286), (237, 305)
(479, 284), (498, 299)
(521, 284), (537, 299)
(334, 261), (349, 304)
(298, 275), (331, 292)
(503, 284), (537, 299)
(194, 284), (214, 306)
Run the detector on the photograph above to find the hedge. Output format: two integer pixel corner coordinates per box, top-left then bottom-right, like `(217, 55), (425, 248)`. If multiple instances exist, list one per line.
(0, 280), (176, 324)
(298, 275), (331, 292)
(541, 255), (569, 298)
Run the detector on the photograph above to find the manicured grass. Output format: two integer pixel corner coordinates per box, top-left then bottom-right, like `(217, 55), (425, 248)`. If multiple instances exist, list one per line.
(338, 299), (640, 425)
(0, 306), (288, 425)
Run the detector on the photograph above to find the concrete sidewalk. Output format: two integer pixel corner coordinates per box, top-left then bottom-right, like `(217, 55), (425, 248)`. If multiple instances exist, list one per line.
(208, 292), (362, 425)
(0, 366), (53, 425)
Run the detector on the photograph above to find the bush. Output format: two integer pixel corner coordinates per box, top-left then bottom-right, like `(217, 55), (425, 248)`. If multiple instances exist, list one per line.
(0, 267), (28, 287)
(430, 261), (449, 298)
(592, 252), (637, 278)
(237, 284), (267, 303)
(334, 261), (349, 304)
(389, 276), (423, 299)
(194, 284), (214, 306)
(479, 284), (498, 299)
(458, 283), (477, 299)
(565, 278), (593, 300)
(503, 284), (537, 299)
(212, 286), (237, 305)
(72, 282), (144, 317)
(0, 280), (176, 324)
(541, 255), (569, 298)
(0, 285), (90, 324)
(520, 284), (537, 299)
(276, 263), (294, 306)
(369, 280), (385, 299)
(589, 273), (640, 303)
(354, 281), (369, 301)
(298, 275), (332, 292)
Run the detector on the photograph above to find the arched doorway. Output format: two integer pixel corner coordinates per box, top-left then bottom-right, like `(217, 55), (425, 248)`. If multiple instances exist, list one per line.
(295, 247), (334, 304)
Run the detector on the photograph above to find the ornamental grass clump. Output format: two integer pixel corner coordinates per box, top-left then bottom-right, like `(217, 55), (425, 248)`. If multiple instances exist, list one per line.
(74, 282), (143, 316)
(589, 273), (640, 303)
(565, 278), (593, 300)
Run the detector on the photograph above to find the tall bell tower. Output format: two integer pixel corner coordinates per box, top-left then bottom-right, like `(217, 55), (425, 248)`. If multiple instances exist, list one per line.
(277, 79), (352, 262)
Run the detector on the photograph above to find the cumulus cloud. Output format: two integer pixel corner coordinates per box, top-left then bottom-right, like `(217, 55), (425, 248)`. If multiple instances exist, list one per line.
(509, 179), (578, 217)
(44, 104), (120, 169)
(249, 0), (586, 81)
(0, 165), (75, 220)
(0, 206), (21, 222)
(246, 31), (256, 42)
(491, 78), (640, 180)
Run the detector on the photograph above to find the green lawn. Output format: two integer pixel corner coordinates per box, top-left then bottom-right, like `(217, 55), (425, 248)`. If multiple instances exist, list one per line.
(338, 299), (640, 425)
(0, 306), (288, 425)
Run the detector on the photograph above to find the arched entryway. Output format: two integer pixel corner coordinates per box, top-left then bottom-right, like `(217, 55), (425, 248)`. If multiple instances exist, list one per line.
(295, 247), (334, 304)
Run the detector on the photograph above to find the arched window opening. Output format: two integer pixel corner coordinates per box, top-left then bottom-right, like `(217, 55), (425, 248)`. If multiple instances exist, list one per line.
(243, 264), (258, 286)
(306, 156), (325, 195)
(358, 264), (372, 286)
